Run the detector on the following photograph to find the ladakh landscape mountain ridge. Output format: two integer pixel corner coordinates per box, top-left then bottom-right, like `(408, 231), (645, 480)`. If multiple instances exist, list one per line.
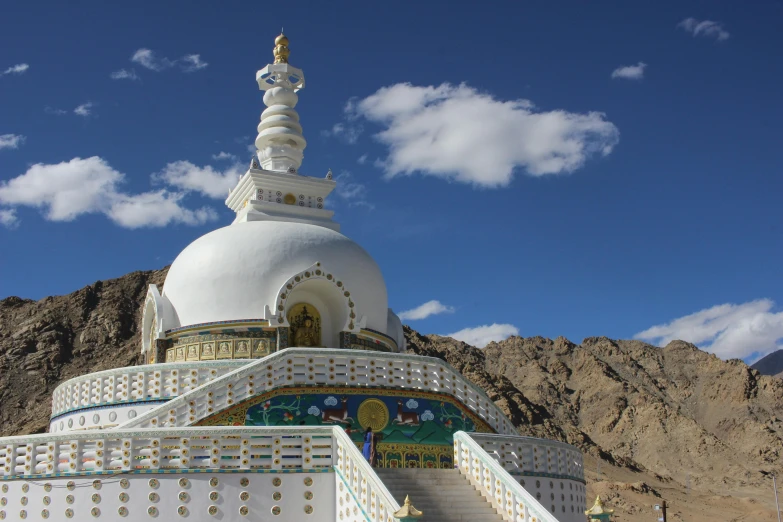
(1, 267), (781, 521)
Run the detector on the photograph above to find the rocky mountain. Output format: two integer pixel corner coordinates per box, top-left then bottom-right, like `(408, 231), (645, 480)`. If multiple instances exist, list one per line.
(752, 349), (783, 378)
(0, 268), (167, 437)
(407, 330), (783, 521)
(2, 268), (782, 521)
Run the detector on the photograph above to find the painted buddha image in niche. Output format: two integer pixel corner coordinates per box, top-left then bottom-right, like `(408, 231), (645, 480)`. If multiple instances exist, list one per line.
(288, 304), (322, 347)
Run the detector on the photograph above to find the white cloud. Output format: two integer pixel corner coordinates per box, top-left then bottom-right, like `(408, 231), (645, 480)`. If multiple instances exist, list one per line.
(74, 102), (94, 117)
(2, 63), (29, 76)
(212, 151), (237, 161)
(635, 299), (783, 360)
(131, 48), (172, 71)
(399, 300), (455, 321)
(130, 48), (207, 73)
(181, 54), (208, 72)
(611, 62), (647, 80)
(334, 171), (373, 209)
(357, 154), (368, 165)
(0, 208), (18, 228)
(0, 156), (218, 228)
(351, 83), (619, 188)
(110, 68), (139, 81)
(447, 323), (520, 348)
(678, 18), (730, 41)
(0, 134), (25, 150)
(109, 191), (217, 228)
(45, 106), (68, 116)
(45, 103), (96, 117)
(155, 160), (242, 199)
(0, 156), (123, 220)
(322, 122), (363, 144)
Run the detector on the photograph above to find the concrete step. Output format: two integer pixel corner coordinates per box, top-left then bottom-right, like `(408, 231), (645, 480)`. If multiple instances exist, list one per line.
(376, 468), (504, 522)
(404, 505), (499, 515)
(376, 468), (458, 475)
(381, 478), (470, 486)
(410, 515), (502, 522)
(385, 485), (474, 493)
(385, 487), (483, 495)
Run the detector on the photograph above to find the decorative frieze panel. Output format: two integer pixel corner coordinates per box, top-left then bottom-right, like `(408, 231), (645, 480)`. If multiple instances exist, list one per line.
(166, 332), (276, 363)
(197, 386), (493, 453)
(338, 331), (396, 352)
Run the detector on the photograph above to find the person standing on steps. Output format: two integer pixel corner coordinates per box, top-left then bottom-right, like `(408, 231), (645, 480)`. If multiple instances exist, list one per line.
(362, 426), (374, 464)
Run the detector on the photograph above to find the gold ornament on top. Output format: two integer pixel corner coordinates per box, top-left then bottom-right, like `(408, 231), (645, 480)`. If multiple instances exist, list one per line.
(586, 495), (614, 518)
(393, 496), (423, 519)
(273, 32), (290, 64)
(357, 398), (390, 432)
(288, 304), (322, 347)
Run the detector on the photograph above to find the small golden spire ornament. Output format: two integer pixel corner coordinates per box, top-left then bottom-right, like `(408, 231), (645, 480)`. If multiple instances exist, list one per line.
(393, 495), (423, 520)
(585, 495), (614, 521)
(273, 32), (290, 64)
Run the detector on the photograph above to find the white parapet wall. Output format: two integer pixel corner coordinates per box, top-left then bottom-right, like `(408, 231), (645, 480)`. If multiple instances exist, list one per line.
(50, 349), (517, 436)
(50, 401), (168, 433)
(117, 348), (518, 436)
(454, 431), (586, 522)
(469, 433), (586, 522)
(0, 468), (333, 521)
(50, 361), (248, 432)
(0, 426), (400, 522)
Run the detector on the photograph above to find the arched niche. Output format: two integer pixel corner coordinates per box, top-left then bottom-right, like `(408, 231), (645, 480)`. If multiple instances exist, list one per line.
(285, 278), (349, 347)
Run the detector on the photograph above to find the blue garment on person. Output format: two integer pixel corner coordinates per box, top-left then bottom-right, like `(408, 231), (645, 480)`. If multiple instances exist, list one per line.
(362, 431), (373, 462)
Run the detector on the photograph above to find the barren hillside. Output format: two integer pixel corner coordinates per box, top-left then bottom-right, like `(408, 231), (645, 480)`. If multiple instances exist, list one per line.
(1, 269), (781, 521)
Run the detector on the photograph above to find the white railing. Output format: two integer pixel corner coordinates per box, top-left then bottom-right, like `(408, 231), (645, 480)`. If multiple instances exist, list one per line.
(0, 425), (399, 522)
(333, 425), (400, 522)
(0, 426), (335, 477)
(50, 360), (248, 417)
(468, 433), (584, 483)
(118, 348), (518, 435)
(454, 431), (561, 522)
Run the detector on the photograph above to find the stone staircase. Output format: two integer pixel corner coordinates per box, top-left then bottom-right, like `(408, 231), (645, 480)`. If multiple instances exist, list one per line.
(375, 468), (504, 522)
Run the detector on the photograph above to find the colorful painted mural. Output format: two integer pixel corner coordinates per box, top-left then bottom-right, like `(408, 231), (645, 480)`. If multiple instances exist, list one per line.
(196, 387), (494, 468)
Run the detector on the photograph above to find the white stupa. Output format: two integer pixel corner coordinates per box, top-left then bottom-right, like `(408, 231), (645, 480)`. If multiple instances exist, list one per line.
(0, 33), (587, 522)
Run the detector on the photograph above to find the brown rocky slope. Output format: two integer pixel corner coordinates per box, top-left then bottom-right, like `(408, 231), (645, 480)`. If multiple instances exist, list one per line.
(1, 268), (781, 521)
(0, 268), (167, 437)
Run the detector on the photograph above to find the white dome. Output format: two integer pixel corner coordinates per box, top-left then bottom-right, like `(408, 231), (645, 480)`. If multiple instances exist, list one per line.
(162, 221), (389, 344)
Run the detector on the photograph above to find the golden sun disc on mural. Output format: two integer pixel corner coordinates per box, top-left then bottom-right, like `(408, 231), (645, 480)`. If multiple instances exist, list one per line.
(357, 398), (389, 432)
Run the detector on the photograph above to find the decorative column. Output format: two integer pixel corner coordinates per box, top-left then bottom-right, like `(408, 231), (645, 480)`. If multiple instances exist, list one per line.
(255, 33), (307, 173)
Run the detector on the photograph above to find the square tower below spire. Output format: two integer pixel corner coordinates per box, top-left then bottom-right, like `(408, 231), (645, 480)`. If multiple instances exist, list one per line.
(226, 166), (339, 231)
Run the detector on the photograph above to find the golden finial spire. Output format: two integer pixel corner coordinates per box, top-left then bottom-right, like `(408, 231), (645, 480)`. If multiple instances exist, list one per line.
(585, 495), (614, 517)
(393, 496), (423, 519)
(273, 31), (290, 64)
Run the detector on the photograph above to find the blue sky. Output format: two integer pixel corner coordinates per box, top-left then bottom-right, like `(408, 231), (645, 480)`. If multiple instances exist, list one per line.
(1, 0), (782, 361)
